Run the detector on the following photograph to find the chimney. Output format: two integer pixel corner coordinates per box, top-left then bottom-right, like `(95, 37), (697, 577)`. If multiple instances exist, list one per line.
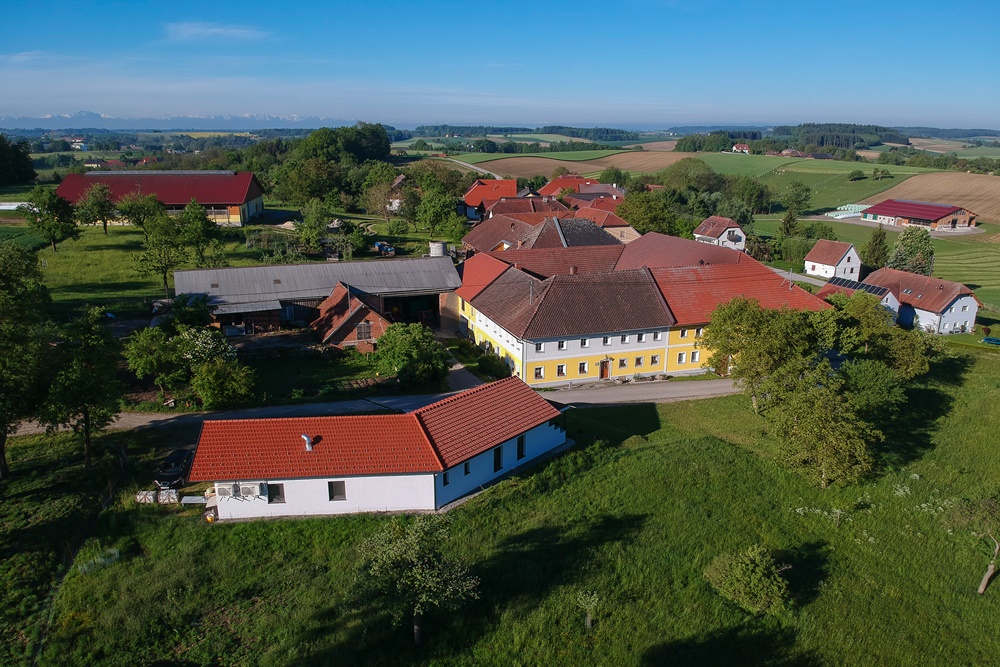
(569, 266), (578, 275)
(514, 263), (522, 270)
(517, 239), (525, 249)
(302, 434), (313, 451)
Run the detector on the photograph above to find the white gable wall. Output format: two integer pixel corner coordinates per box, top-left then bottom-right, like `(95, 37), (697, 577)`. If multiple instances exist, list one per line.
(928, 294), (979, 334)
(805, 247), (861, 279)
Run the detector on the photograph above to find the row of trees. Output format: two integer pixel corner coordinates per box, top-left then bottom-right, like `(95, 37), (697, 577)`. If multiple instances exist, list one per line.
(0, 133), (36, 186)
(704, 292), (940, 488)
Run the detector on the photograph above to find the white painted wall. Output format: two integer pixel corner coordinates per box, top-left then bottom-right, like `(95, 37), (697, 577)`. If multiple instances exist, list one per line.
(213, 473), (436, 520)
(694, 228), (745, 251)
(928, 294), (979, 334)
(804, 247), (861, 279)
(434, 422), (567, 507)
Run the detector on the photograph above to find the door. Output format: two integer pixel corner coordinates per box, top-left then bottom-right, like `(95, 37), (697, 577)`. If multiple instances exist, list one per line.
(599, 360), (610, 379)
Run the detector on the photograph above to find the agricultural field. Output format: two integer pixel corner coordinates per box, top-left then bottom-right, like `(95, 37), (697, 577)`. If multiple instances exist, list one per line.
(0, 183), (41, 201)
(628, 140), (677, 151)
(908, 137), (969, 153)
(452, 150), (625, 166)
(6, 348), (1000, 665)
(859, 172), (1000, 224)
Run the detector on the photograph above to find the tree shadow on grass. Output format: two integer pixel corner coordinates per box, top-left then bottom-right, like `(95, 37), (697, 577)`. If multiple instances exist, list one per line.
(287, 513), (648, 666)
(778, 541), (830, 608)
(642, 626), (823, 667)
(876, 353), (975, 469)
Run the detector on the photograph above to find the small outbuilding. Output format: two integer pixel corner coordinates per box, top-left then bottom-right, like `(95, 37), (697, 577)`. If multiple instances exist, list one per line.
(803, 240), (861, 279)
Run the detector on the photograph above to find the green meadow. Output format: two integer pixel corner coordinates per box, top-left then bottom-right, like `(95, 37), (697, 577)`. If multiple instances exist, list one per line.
(452, 150), (625, 164)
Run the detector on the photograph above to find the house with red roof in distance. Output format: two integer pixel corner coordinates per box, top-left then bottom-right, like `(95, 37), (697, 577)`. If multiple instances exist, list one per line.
(138, 156), (161, 165)
(537, 175), (600, 197)
(860, 199), (977, 230)
(571, 207), (640, 243)
(188, 377), (566, 520)
(102, 159), (127, 170)
(310, 283), (392, 352)
(815, 277), (900, 318)
(445, 233), (826, 384)
(862, 268), (980, 334)
(732, 143), (751, 154)
(82, 158), (107, 169)
(693, 216), (746, 251)
(462, 178), (518, 219)
(483, 196), (568, 218)
(56, 170), (266, 226)
(803, 240), (861, 279)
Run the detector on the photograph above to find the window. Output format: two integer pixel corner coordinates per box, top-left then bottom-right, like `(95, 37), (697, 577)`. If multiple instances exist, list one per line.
(460, 298), (465, 312)
(579, 361), (588, 374)
(677, 352), (687, 364)
(962, 305), (969, 312)
(850, 267), (855, 274)
(653, 331), (662, 341)
(680, 329), (688, 338)
(691, 350), (700, 363)
(535, 342), (544, 352)
(637, 332), (646, 342)
(847, 255), (852, 263)
(557, 364), (566, 377)
(356, 321), (372, 340)
(517, 435), (526, 460)
(811, 264), (816, 271)
(696, 327), (704, 338)
(580, 338), (589, 348)
(493, 446), (503, 472)
(328, 481), (346, 501)
(267, 483), (285, 504)
(557, 340), (567, 350)
(635, 356), (643, 367)
(949, 306), (955, 313)
(621, 334), (629, 343)
(464, 461), (471, 475)
(443, 471), (450, 486)
(651, 354), (660, 366)
(534, 367), (544, 380)
(619, 358), (628, 369)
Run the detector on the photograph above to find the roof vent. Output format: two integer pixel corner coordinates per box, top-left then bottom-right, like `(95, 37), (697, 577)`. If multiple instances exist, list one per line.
(302, 434), (313, 451)
(210, 283), (219, 288)
(569, 266), (578, 275)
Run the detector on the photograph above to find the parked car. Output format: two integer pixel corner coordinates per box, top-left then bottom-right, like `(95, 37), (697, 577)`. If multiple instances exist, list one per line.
(154, 449), (194, 489)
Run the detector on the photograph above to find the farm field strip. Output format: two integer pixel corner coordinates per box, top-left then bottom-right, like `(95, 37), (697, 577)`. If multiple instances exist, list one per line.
(452, 150), (626, 165)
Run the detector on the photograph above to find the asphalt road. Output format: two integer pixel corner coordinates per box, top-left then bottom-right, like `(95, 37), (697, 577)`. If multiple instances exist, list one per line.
(544, 378), (740, 407)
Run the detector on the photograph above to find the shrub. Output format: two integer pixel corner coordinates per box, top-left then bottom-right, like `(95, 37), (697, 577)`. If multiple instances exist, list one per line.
(476, 352), (512, 379)
(704, 544), (790, 616)
(190, 359), (256, 409)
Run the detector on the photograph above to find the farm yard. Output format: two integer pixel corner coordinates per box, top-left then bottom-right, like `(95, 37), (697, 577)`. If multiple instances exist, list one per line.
(860, 172), (1000, 224)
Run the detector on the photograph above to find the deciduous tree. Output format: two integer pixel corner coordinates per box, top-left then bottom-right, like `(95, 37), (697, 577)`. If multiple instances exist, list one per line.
(886, 226), (935, 275)
(375, 323), (451, 388)
(75, 183), (117, 235)
(133, 215), (186, 298)
(296, 198), (333, 251)
(178, 199), (217, 266)
(416, 188), (457, 236)
(116, 192), (165, 237)
(781, 180), (812, 215)
(190, 359), (256, 409)
(17, 186), (78, 251)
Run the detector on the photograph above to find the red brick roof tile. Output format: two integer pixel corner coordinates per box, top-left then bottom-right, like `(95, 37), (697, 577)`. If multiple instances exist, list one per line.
(863, 199), (966, 221)
(464, 179), (518, 207)
(455, 254), (511, 301)
(803, 239), (854, 267)
(615, 233), (744, 270)
(538, 175), (600, 197)
(484, 246), (625, 278)
(572, 207), (631, 228)
(56, 171), (264, 206)
(485, 197), (568, 215)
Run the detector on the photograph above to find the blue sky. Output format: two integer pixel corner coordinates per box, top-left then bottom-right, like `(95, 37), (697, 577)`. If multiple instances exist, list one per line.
(2, 0), (998, 128)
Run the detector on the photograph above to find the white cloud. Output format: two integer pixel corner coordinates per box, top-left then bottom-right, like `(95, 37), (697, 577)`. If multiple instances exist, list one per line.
(164, 22), (268, 42)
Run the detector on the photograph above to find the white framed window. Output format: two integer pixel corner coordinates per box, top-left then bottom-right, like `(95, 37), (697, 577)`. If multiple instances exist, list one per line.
(691, 350), (700, 363)
(696, 327), (704, 338)
(637, 332), (646, 342)
(580, 338), (589, 347)
(557, 364), (566, 377)
(578, 361), (588, 374)
(677, 352), (687, 364)
(653, 331), (662, 341)
(557, 340), (567, 350)
(603, 336), (611, 346)
(619, 358), (628, 369)
(328, 481), (346, 501)
(680, 329), (689, 338)
(534, 367), (544, 379)
(962, 305), (969, 312)
(621, 334), (629, 343)
(535, 342), (544, 352)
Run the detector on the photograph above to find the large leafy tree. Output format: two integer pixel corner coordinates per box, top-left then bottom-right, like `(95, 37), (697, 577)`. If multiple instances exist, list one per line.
(416, 188), (458, 236)
(75, 183), (117, 235)
(375, 323), (451, 389)
(886, 226), (935, 275)
(860, 224), (890, 269)
(190, 358), (256, 409)
(122, 327), (185, 395)
(0, 241), (52, 478)
(177, 199), (217, 266)
(17, 186), (78, 251)
(780, 180), (812, 216)
(295, 198), (333, 251)
(41, 307), (122, 469)
(133, 215), (186, 298)
(117, 192), (165, 237)
(362, 515), (479, 644)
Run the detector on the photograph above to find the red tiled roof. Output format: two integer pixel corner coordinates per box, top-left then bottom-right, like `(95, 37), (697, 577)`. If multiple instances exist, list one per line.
(463, 215), (619, 253)
(455, 253), (510, 301)
(862, 267), (980, 314)
(486, 197), (568, 216)
(414, 377), (559, 467)
(572, 207), (630, 228)
(310, 283), (391, 344)
(650, 261), (830, 325)
(615, 232), (744, 270)
(484, 246), (625, 278)
(463, 179), (518, 207)
(863, 199), (965, 221)
(189, 414), (441, 481)
(55, 171), (264, 206)
(581, 197), (624, 212)
(803, 240), (854, 267)
(537, 175), (599, 197)
(693, 216), (741, 239)
(189, 378), (559, 481)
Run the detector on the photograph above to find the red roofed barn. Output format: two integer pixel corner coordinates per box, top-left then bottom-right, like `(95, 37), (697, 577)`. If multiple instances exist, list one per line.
(189, 378), (566, 519)
(860, 199), (977, 229)
(56, 170), (266, 226)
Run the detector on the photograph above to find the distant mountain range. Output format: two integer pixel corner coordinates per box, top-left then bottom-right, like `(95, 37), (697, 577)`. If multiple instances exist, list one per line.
(0, 111), (356, 131)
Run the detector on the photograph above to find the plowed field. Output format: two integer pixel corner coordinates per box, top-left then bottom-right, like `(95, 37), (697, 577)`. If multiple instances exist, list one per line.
(632, 140), (678, 151)
(479, 151), (696, 178)
(859, 172), (1000, 223)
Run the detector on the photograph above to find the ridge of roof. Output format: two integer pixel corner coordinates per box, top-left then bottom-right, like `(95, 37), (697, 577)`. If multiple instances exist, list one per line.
(804, 239), (854, 266)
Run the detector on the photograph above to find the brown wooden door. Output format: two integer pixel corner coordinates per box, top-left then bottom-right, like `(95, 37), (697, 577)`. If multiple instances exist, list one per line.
(599, 360), (610, 379)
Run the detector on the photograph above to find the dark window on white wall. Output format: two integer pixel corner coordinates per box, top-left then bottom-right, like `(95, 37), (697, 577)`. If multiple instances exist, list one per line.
(328, 480), (346, 501)
(268, 483), (285, 504)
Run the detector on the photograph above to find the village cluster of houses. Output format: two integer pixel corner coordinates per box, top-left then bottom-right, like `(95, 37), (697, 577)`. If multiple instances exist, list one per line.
(57, 169), (982, 519)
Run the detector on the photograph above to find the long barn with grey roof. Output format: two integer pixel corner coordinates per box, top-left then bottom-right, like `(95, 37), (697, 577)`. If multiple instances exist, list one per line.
(173, 257), (461, 333)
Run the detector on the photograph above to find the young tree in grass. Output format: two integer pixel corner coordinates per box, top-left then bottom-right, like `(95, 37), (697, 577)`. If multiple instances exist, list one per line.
(17, 186), (78, 251)
(190, 358), (256, 409)
(296, 198), (333, 251)
(122, 326), (185, 396)
(387, 216), (409, 243)
(362, 515), (479, 645)
(116, 192), (165, 237)
(780, 180), (811, 216)
(887, 226), (935, 276)
(0, 241), (53, 479)
(375, 323), (451, 389)
(705, 544), (790, 615)
(860, 224), (890, 269)
(847, 169), (865, 181)
(75, 183), (117, 235)
(178, 199), (217, 267)
(41, 307), (122, 469)
(777, 210), (799, 238)
(133, 215), (186, 298)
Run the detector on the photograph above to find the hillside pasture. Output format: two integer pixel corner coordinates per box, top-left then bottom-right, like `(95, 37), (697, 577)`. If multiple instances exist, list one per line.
(908, 137), (968, 153)
(630, 140), (677, 151)
(859, 172), (1000, 224)
(463, 151), (693, 177)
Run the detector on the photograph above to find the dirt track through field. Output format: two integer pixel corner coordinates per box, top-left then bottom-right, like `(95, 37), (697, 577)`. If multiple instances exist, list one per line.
(859, 172), (1000, 223)
(479, 152), (696, 178)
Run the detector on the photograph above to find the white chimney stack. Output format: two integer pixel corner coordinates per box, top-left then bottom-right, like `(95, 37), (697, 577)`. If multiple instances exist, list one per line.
(302, 434), (313, 451)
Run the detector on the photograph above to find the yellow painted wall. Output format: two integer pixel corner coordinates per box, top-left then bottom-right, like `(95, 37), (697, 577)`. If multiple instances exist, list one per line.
(524, 351), (667, 385)
(666, 325), (709, 373)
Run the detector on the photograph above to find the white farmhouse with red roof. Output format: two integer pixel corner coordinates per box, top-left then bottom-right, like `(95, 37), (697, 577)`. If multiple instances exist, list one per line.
(693, 216), (746, 251)
(860, 199), (977, 230)
(803, 240), (861, 279)
(188, 378), (566, 520)
(862, 268), (980, 334)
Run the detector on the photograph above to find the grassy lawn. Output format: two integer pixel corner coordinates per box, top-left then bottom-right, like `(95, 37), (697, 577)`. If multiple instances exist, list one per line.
(695, 153), (802, 177)
(452, 150), (625, 165)
(0, 184), (45, 201)
(0, 224), (46, 250)
(0, 348), (990, 665)
(248, 350), (377, 402)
